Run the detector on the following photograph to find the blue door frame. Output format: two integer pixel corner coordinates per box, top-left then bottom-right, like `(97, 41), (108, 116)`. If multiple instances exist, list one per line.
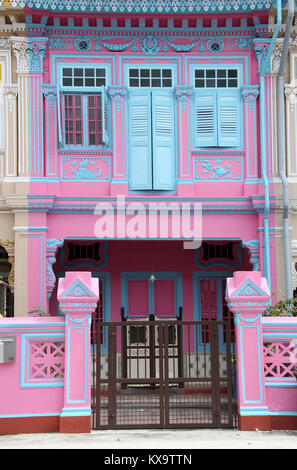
(121, 271), (183, 319)
(193, 271), (233, 353)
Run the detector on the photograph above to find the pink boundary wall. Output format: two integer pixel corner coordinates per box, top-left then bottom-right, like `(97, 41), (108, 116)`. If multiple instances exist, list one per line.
(0, 272), (98, 435)
(226, 272), (297, 431)
(1, 271), (297, 433)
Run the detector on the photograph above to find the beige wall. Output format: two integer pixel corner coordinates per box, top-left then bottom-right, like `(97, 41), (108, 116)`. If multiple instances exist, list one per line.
(271, 21), (297, 298)
(0, 10), (29, 316)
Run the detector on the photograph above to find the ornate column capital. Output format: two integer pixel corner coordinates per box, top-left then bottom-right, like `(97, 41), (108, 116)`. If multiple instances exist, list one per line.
(284, 81), (297, 111)
(27, 37), (48, 74)
(9, 37), (29, 74)
(252, 39), (271, 74)
(175, 87), (193, 111)
(42, 84), (58, 110)
(0, 85), (18, 112)
(108, 87), (127, 111)
(241, 85), (260, 111)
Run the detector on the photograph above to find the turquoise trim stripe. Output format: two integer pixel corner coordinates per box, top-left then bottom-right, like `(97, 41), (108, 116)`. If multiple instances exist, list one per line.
(60, 407), (91, 417)
(0, 413), (61, 418)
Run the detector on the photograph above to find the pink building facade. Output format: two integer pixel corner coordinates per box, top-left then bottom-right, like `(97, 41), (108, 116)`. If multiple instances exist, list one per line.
(2, 0), (297, 434)
(26, 2), (277, 320)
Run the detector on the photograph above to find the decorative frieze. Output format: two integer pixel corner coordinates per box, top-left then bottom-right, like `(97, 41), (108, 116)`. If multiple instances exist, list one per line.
(14, 0), (275, 13)
(194, 156), (243, 182)
(61, 156), (111, 182)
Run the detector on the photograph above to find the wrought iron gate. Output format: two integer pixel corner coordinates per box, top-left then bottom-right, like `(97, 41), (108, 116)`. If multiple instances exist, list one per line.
(91, 319), (237, 429)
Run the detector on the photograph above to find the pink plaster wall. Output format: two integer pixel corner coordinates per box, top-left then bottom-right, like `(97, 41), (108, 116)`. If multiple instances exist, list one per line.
(0, 318), (64, 417)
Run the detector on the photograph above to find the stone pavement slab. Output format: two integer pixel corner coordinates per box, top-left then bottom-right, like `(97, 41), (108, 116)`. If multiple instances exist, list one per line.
(0, 429), (297, 449)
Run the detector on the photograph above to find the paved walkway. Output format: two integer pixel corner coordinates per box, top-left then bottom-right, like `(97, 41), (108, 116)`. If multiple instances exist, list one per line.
(0, 428), (297, 449)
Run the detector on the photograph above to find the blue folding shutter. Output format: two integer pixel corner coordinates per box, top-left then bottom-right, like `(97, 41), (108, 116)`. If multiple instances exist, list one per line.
(129, 91), (152, 190)
(217, 90), (240, 147)
(101, 86), (109, 145)
(152, 91), (175, 190)
(195, 90), (217, 147)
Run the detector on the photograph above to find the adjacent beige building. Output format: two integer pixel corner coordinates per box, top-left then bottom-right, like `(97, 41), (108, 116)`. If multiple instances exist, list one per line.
(0, 8), (30, 317)
(270, 7), (297, 299)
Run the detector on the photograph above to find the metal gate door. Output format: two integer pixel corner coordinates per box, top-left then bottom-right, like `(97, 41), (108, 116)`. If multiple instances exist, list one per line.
(91, 320), (237, 429)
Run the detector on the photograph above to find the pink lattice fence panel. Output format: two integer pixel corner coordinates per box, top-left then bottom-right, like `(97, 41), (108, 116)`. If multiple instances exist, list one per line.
(263, 342), (296, 379)
(29, 341), (65, 380)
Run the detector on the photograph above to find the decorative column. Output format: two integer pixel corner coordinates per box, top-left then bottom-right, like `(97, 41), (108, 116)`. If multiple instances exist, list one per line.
(46, 238), (64, 300)
(9, 37), (30, 178)
(27, 37), (48, 178)
(241, 86), (260, 183)
(0, 86), (18, 180)
(226, 271), (271, 431)
(175, 87), (193, 193)
(58, 272), (99, 433)
(42, 85), (59, 179)
(108, 87), (128, 194)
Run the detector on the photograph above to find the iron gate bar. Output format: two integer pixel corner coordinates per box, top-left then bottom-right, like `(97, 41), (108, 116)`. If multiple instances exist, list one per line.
(225, 318), (235, 427)
(210, 321), (221, 427)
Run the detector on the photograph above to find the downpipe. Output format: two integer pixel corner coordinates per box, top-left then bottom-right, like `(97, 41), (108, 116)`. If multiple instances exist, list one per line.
(277, 0), (294, 299)
(259, 0), (282, 295)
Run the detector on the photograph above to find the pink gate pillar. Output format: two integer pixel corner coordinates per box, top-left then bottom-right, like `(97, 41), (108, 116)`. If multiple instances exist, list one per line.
(226, 271), (271, 431)
(57, 272), (98, 433)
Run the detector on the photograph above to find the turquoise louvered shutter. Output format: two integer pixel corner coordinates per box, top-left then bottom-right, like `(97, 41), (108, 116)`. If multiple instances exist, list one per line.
(151, 91), (175, 190)
(217, 91), (240, 147)
(129, 91), (153, 190)
(101, 86), (109, 145)
(195, 91), (217, 147)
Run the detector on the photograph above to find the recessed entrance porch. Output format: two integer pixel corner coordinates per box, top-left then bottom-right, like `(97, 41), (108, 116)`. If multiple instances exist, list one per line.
(49, 238), (253, 429)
